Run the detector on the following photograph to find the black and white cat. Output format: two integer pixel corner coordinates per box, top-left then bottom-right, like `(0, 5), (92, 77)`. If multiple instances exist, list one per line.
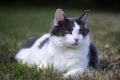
(15, 9), (100, 77)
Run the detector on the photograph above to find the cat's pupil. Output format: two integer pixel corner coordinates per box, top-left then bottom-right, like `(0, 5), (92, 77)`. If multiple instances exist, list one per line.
(65, 30), (71, 34)
(79, 29), (84, 34)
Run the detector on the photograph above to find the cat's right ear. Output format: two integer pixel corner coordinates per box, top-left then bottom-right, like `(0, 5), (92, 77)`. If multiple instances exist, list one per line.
(79, 10), (90, 24)
(54, 9), (66, 25)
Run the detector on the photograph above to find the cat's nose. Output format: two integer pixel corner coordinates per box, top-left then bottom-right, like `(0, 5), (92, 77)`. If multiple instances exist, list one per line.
(74, 38), (79, 42)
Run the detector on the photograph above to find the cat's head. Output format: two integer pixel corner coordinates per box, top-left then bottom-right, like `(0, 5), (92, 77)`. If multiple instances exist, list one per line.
(50, 9), (90, 48)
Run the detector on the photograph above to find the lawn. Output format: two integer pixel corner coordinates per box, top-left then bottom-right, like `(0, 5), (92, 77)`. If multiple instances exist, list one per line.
(0, 6), (120, 80)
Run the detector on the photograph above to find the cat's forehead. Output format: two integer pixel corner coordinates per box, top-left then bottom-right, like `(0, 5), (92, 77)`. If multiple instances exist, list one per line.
(58, 17), (83, 28)
(67, 17), (77, 23)
(68, 17), (84, 25)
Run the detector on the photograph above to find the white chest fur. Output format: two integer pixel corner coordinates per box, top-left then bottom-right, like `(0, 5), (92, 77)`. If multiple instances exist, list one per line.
(47, 40), (89, 77)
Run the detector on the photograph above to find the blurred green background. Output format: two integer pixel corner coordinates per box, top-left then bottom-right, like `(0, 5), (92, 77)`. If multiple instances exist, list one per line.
(0, 1), (120, 80)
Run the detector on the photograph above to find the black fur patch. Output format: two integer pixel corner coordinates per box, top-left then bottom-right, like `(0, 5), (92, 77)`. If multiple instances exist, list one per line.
(75, 18), (89, 37)
(0, 54), (6, 59)
(39, 37), (49, 48)
(0, 54), (17, 62)
(20, 37), (39, 49)
(19, 36), (49, 49)
(88, 42), (100, 69)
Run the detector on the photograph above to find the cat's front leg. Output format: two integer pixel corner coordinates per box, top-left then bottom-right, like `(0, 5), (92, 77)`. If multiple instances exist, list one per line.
(63, 68), (85, 78)
(38, 60), (48, 69)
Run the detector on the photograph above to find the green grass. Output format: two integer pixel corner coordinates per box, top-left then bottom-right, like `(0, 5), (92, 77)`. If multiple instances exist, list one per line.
(0, 6), (120, 80)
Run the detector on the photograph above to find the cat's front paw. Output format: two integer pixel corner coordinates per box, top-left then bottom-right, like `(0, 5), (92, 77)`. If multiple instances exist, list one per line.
(63, 68), (85, 78)
(63, 73), (73, 78)
(63, 72), (78, 78)
(38, 61), (48, 69)
(63, 71), (80, 78)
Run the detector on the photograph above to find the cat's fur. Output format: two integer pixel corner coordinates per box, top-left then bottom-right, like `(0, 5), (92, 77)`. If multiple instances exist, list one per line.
(15, 9), (100, 77)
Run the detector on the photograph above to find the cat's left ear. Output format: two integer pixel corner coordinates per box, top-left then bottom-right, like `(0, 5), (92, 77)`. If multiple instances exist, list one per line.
(54, 9), (66, 25)
(79, 10), (90, 24)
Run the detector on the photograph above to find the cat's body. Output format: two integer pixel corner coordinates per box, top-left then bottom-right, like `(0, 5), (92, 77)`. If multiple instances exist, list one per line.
(15, 9), (100, 77)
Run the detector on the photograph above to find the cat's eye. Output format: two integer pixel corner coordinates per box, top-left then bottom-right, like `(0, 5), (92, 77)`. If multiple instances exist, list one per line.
(65, 30), (71, 34)
(79, 30), (84, 34)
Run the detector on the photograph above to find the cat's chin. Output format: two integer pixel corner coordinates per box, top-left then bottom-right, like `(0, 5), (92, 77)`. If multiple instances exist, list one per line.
(65, 43), (80, 49)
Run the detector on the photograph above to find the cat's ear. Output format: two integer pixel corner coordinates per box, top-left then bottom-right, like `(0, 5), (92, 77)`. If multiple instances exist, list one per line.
(79, 10), (90, 24)
(54, 9), (66, 25)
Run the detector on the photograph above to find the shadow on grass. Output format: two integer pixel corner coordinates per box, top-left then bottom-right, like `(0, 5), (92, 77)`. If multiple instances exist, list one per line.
(100, 58), (120, 71)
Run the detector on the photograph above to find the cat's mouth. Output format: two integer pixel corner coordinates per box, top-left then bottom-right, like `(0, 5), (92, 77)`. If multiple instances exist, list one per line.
(72, 42), (78, 45)
(71, 42), (80, 47)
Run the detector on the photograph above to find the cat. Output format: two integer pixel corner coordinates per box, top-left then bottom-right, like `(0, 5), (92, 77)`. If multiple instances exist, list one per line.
(15, 9), (100, 77)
